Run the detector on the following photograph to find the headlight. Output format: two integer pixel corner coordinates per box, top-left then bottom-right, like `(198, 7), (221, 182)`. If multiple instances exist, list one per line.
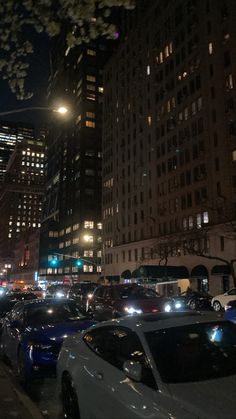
(164, 304), (172, 312)
(175, 302), (182, 309)
(87, 293), (93, 299)
(124, 306), (143, 315)
(56, 291), (65, 298)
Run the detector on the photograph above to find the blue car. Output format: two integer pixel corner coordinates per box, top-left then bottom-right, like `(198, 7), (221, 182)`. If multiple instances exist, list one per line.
(0, 298), (95, 384)
(224, 300), (236, 323)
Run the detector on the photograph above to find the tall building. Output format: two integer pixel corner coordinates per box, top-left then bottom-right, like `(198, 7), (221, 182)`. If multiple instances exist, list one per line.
(102, 0), (236, 294)
(0, 121), (34, 184)
(38, 40), (112, 283)
(0, 139), (45, 267)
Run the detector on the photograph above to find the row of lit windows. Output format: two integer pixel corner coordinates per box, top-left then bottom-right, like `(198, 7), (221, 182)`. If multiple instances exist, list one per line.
(183, 212), (209, 231)
(22, 151), (44, 158)
(45, 265), (102, 275)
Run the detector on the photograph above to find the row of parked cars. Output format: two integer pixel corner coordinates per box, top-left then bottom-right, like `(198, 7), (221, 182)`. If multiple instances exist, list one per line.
(0, 284), (236, 419)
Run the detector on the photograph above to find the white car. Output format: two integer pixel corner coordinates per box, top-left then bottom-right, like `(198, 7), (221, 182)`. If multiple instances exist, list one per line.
(57, 312), (236, 419)
(211, 288), (236, 311)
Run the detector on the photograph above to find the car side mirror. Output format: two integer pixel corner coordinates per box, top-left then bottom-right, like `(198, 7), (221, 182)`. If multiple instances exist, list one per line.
(123, 360), (142, 382)
(10, 319), (22, 329)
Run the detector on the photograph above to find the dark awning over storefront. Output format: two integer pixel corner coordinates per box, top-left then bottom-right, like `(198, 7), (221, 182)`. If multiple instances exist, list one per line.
(120, 270), (132, 279)
(134, 265), (189, 280)
(211, 265), (230, 275)
(191, 265), (208, 278)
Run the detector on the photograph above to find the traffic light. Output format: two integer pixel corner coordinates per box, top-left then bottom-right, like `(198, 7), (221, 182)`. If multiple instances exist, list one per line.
(75, 259), (83, 267)
(49, 258), (58, 267)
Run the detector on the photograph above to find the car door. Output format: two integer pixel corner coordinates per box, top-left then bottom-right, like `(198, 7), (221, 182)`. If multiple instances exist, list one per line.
(2, 302), (24, 365)
(79, 326), (159, 419)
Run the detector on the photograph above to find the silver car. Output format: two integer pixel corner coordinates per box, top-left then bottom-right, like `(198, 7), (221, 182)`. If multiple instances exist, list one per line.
(57, 312), (236, 419)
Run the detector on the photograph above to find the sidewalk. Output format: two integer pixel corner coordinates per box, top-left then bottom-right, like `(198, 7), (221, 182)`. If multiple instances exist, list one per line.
(0, 361), (44, 419)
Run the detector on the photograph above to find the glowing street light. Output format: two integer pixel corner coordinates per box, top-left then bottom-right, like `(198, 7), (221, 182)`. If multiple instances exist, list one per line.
(55, 106), (68, 114)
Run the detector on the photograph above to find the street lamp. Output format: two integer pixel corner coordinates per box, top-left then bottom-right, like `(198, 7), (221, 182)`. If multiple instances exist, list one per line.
(0, 105), (69, 117)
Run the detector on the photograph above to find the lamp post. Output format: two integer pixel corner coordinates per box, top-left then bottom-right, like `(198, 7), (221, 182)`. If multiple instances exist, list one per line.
(0, 106), (69, 117)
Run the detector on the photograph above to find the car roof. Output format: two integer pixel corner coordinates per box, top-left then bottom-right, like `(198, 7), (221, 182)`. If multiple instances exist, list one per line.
(15, 298), (75, 307)
(91, 311), (225, 333)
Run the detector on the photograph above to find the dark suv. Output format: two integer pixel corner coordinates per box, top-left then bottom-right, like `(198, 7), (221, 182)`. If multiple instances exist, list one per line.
(88, 284), (176, 320)
(68, 282), (98, 312)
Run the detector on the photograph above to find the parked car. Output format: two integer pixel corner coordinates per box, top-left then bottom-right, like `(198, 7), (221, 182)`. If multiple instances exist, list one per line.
(46, 284), (71, 299)
(0, 298), (95, 384)
(57, 311), (236, 419)
(88, 284), (180, 320)
(211, 288), (236, 311)
(172, 288), (213, 310)
(68, 282), (98, 312)
(224, 300), (236, 323)
(26, 287), (45, 298)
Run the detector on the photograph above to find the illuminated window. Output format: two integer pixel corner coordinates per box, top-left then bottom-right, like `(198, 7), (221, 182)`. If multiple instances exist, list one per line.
(147, 65), (150, 75)
(97, 222), (102, 229)
(197, 213), (202, 229)
(86, 75), (96, 82)
(73, 223), (79, 231)
(84, 250), (93, 257)
(98, 86), (104, 93)
(97, 266), (102, 272)
(87, 93), (96, 101)
(203, 211), (209, 223)
(147, 116), (152, 126)
(197, 97), (202, 111)
(65, 227), (71, 234)
(208, 42), (213, 54)
(87, 49), (96, 56)
(159, 51), (163, 63)
(86, 112), (95, 118)
(233, 150), (236, 161)
(84, 221), (94, 229)
(97, 250), (102, 257)
(226, 74), (234, 90)
(83, 234), (94, 243)
(85, 121), (96, 128)
(87, 84), (96, 91)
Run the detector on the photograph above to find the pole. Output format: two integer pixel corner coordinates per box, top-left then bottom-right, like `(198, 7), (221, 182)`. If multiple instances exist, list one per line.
(0, 106), (52, 116)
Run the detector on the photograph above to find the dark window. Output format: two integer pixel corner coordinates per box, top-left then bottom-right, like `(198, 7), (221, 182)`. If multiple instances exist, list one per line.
(220, 236), (224, 251)
(224, 51), (231, 67)
(146, 322), (236, 383)
(84, 327), (157, 389)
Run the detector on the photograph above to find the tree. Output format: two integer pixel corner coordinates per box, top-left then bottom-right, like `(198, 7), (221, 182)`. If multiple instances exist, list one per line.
(0, 0), (135, 99)
(148, 220), (236, 288)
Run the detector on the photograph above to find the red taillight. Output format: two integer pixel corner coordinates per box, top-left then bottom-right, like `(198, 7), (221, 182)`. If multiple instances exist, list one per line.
(152, 308), (160, 313)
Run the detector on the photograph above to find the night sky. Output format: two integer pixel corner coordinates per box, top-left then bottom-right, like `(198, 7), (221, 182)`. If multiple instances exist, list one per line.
(0, 33), (50, 128)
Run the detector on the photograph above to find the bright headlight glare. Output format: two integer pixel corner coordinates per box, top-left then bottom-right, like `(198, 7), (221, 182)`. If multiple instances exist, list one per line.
(175, 302), (182, 309)
(164, 304), (172, 312)
(124, 306), (143, 315)
(87, 293), (93, 299)
(56, 291), (64, 298)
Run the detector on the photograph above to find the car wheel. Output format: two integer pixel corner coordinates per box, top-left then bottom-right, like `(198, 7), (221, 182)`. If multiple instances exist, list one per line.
(189, 300), (196, 310)
(213, 300), (222, 312)
(17, 349), (30, 387)
(61, 374), (80, 419)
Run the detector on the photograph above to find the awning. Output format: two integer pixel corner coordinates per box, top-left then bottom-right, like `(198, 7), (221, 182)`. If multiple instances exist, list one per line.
(191, 265), (208, 278)
(120, 270), (132, 279)
(131, 269), (140, 278)
(134, 265), (189, 280)
(211, 265), (230, 275)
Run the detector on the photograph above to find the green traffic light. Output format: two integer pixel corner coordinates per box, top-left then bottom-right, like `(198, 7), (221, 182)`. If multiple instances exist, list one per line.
(76, 259), (83, 267)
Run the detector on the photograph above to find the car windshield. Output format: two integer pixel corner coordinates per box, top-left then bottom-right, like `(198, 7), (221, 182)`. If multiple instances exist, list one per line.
(25, 302), (85, 326)
(146, 321), (236, 383)
(118, 286), (159, 300)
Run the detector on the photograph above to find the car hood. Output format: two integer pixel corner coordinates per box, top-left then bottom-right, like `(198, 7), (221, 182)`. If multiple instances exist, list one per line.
(25, 319), (94, 344)
(122, 298), (170, 313)
(168, 375), (236, 418)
